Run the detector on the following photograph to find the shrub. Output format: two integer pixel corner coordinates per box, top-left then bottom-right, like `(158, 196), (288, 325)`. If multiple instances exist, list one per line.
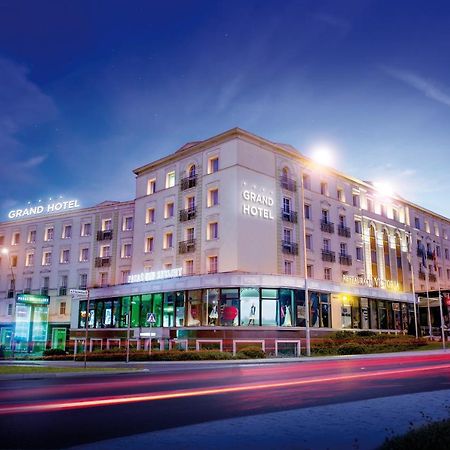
(43, 348), (68, 357)
(330, 330), (357, 341)
(336, 342), (367, 355)
(235, 346), (266, 359)
(356, 330), (377, 337)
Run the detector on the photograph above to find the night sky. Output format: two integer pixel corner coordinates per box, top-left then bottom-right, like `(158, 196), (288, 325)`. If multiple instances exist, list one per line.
(1, 0), (450, 218)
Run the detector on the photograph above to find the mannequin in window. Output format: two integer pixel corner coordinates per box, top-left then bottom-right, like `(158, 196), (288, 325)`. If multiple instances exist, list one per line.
(282, 304), (292, 327)
(209, 304), (218, 325)
(248, 303), (257, 325)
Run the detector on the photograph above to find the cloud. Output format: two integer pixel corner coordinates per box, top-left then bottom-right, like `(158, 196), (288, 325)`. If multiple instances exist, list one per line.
(312, 13), (351, 33)
(381, 66), (450, 107)
(20, 154), (48, 168)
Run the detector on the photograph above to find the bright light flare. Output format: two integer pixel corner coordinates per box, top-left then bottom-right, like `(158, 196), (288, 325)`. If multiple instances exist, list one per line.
(310, 144), (335, 167)
(374, 181), (395, 198)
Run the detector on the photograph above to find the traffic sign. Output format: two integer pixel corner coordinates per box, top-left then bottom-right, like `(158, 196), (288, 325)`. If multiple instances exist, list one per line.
(70, 289), (88, 299)
(146, 312), (156, 324)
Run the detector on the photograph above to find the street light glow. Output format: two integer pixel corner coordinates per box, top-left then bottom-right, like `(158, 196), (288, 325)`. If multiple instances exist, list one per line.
(1, 248), (9, 255)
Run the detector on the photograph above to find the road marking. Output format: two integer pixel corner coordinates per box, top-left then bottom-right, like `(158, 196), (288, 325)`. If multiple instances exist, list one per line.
(1, 363), (449, 415)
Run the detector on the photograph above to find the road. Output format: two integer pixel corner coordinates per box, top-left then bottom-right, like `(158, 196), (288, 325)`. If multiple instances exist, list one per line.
(0, 352), (449, 449)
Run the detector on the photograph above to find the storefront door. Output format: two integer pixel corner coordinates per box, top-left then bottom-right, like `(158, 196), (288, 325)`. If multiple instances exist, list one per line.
(51, 328), (67, 350)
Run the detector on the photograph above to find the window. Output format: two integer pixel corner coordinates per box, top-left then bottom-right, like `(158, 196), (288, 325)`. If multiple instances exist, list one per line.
(45, 227), (53, 241)
(26, 252), (34, 267)
(425, 221), (430, 233)
(60, 302), (66, 315)
(320, 182), (328, 196)
(355, 220), (362, 234)
(414, 217), (420, 229)
(283, 228), (292, 243)
(208, 156), (219, 174)
(123, 216), (133, 231)
(185, 259), (194, 276)
(80, 247), (89, 262)
(147, 178), (156, 195)
(356, 247), (363, 261)
(434, 224), (440, 236)
(27, 230), (36, 244)
(445, 248), (449, 260)
(340, 242), (347, 256)
(305, 234), (312, 250)
(42, 251), (52, 266)
(100, 272), (108, 287)
(121, 270), (130, 283)
(436, 246), (441, 257)
(284, 260), (292, 275)
(447, 269), (450, 280)
(122, 243), (132, 258)
(0, 235), (4, 246)
(321, 209), (329, 223)
(60, 249), (70, 264)
(324, 267), (332, 280)
(164, 263), (173, 269)
(62, 224), (72, 239)
(79, 273), (88, 289)
(337, 188), (345, 202)
(380, 204), (386, 217)
(302, 173), (311, 190)
(323, 238), (330, 251)
(60, 275), (68, 289)
(186, 227), (195, 241)
(81, 222), (91, 236)
(282, 197), (291, 213)
(146, 207), (155, 224)
(208, 256), (218, 273)
(164, 201), (174, 219)
(10, 255), (18, 267)
(12, 232), (20, 245)
(102, 218), (112, 231)
(25, 277), (32, 291)
(207, 188), (219, 207)
(208, 222), (219, 240)
(352, 194), (360, 207)
(100, 245), (111, 257)
(392, 208), (399, 222)
(164, 232), (173, 249)
(166, 171), (176, 188)
(307, 265), (313, 278)
(339, 215), (346, 227)
(304, 204), (311, 219)
(145, 236), (154, 253)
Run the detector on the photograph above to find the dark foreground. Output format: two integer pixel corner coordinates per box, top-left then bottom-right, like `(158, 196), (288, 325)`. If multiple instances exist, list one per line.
(0, 353), (449, 449)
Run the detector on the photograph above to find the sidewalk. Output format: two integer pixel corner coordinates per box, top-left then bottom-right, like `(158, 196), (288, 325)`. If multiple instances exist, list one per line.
(69, 389), (450, 450)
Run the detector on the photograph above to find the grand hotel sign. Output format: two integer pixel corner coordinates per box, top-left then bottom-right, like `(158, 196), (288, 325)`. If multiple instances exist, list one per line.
(342, 274), (400, 291)
(8, 199), (81, 219)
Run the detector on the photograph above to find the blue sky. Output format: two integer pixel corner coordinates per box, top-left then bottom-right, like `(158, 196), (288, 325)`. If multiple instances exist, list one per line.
(1, 0), (450, 218)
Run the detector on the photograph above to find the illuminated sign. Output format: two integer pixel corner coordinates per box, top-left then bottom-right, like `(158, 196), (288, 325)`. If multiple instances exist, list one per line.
(8, 199), (80, 220)
(128, 267), (183, 284)
(16, 294), (50, 305)
(242, 187), (274, 220)
(342, 274), (400, 291)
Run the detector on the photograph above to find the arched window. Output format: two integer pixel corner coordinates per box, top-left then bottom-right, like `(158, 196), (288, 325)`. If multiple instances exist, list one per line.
(395, 234), (403, 290)
(383, 230), (391, 281)
(282, 167), (289, 179)
(370, 226), (379, 278)
(188, 164), (196, 178)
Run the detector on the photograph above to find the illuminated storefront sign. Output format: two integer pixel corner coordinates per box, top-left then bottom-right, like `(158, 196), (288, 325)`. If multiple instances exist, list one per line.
(8, 199), (80, 219)
(342, 274), (400, 290)
(16, 294), (50, 305)
(128, 267), (183, 284)
(241, 187), (274, 220)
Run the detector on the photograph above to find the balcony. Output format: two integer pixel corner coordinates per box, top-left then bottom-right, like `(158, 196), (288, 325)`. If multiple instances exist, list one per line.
(337, 225), (351, 238)
(418, 271), (426, 280)
(95, 256), (111, 268)
(40, 287), (49, 296)
(180, 175), (197, 190)
(321, 249), (336, 262)
(59, 287), (67, 296)
(280, 176), (297, 192)
(179, 207), (197, 222)
(281, 240), (298, 255)
(97, 230), (113, 241)
(429, 273), (437, 283)
(320, 220), (335, 234)
(179, 239), (196, 254)
(281, 209), (298, 223)
(339, 254), (352, 266)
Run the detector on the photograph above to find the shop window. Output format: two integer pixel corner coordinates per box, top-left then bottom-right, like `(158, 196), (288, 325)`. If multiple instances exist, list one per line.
(310, 292), (330, 328)
(186, 290), (203, 326)
(204, 288), (219, 326)
(220, 288), (239, 326)
(279, 289), (296, 326)
(240, 288), (260, 326)
(163, 292), (175, 327)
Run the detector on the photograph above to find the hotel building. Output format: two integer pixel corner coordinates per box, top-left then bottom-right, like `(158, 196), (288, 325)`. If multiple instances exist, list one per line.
(0, 128), (449, 355)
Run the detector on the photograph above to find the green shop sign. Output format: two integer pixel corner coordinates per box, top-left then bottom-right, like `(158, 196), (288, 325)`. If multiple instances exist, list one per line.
(16, 294), (50, 305)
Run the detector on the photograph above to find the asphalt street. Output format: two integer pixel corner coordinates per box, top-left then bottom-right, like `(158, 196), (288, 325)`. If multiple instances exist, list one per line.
(0, 352), (449, 449)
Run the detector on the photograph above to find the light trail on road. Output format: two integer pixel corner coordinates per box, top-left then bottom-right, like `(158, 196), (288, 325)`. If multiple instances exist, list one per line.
(1, 362), (449, 415)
